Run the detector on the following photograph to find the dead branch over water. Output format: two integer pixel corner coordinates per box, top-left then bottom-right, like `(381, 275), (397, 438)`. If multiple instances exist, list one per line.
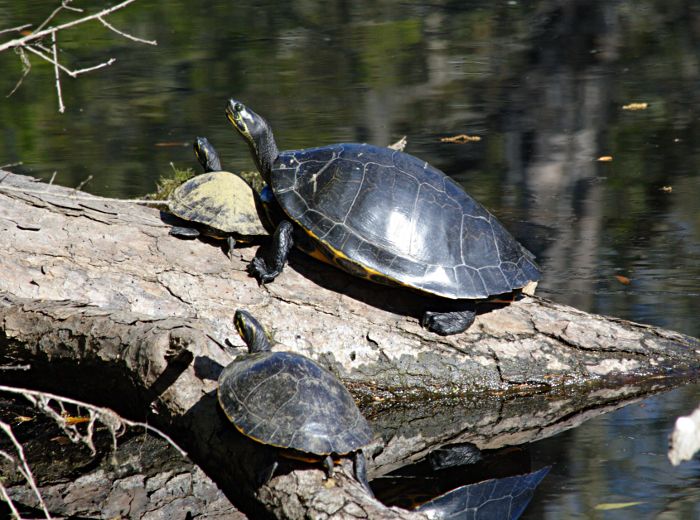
(0, 0), (156, 113)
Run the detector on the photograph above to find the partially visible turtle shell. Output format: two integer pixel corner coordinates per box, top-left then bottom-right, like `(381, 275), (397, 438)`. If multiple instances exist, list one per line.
(271, 143), (540, 299)
(170, 171), (267, 236)
(218, 351), (372, 455)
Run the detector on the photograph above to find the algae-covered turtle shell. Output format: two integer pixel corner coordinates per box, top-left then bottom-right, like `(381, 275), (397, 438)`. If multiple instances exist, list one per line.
(170, 171), (267, 237)
(168, 137), (268, 255)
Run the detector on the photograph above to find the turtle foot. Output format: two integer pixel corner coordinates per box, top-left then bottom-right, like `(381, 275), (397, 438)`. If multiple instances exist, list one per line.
(421, 308), (476, 335)
(354, 451), (374, 497)
(169, 226), (200, 239)
(248, 220), (294, 284)
(248, 257), (281, 283)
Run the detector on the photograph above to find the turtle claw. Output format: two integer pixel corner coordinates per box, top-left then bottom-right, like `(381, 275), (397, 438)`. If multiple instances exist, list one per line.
(248, 256), (281, 283)
(421, 308), (476, 336)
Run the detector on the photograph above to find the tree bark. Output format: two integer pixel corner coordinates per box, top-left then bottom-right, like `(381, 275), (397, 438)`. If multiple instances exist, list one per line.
(1, 171), (698, 518)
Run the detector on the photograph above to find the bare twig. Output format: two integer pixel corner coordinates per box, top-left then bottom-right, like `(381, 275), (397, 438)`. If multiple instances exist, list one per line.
(72, 57), (116, 76)
(0, 364), (31, 371)
(0, 23), (32, 36)
(31, 43), (117, 77)
(97, 16), (157, 46)
(0, 385), (188, 458)
(75, 175), (92, 190)
(0, 479), (23, 520)
(24, 43), (77, 77)
(0, 0), (156, 111)
(0, 184), (166, 205)
(6, 48), (31, 98)
(0, 421), (53, 519)
(35, 0), (83, 33)
(0, 161), (23, 169)
(50, 31), (64, 113)
(0, 0), (148, 53)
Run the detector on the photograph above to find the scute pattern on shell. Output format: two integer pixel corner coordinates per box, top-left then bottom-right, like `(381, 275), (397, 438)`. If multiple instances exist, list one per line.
(272, 143), (540, 299)
(218, 351), (372, 455)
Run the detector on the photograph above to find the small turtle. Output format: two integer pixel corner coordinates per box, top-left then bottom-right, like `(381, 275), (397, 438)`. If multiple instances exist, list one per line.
(225, 99), (541, 335)
(168, 137), (269, 258)
(218, 309), (374, 492)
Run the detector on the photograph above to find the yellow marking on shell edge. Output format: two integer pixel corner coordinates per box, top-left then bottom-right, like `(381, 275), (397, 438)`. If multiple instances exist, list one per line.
(298, 224), (422, 288)
(294, 219), (536, 299)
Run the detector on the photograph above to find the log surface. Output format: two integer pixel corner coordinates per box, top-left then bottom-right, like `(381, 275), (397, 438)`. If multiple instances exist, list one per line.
(1, 171), (698, 519)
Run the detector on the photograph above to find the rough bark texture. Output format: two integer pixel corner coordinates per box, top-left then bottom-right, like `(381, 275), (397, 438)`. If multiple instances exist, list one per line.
(1, 171), (699, 518)
(1, 396), (240, 519)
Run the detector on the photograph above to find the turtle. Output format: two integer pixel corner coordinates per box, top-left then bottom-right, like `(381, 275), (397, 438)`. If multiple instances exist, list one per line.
(225, 99), (541, 335)
(218, 309), (374, 493)
(168, 136), (270, 258)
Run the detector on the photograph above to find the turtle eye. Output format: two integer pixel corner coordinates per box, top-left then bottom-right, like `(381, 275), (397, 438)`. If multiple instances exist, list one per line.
(234, 102), (243, 112)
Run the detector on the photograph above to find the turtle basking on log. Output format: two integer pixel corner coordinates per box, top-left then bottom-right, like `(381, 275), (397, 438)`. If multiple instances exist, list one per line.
(225, 99), (541, 335)
(168, 137), (270, 258)
(217, 309), (374, 493)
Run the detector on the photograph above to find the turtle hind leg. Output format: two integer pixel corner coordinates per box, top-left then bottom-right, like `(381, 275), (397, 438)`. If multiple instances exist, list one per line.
(322, 454), (335, 478)
(169, 226), (200, 239)
(353, 451), (374, 496)
(248, 221), (294, 283)
(225, 236), (237, 260)
(422, 304), (476, 336)
(257, 460), (279, 487)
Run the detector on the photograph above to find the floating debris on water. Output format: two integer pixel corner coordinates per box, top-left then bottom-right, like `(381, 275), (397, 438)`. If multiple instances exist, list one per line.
(622, 102), (649, 111)
(440, 134), (482, 143)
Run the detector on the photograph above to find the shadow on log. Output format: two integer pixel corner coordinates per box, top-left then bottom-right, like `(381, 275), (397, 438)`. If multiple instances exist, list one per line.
(0, 171), (699, 518)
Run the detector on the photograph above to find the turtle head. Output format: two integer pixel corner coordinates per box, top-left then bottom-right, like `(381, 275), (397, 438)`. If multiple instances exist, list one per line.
(226, 99), (278, 184)
(234, 309), (272, 353)
(194, 136), (222, 173)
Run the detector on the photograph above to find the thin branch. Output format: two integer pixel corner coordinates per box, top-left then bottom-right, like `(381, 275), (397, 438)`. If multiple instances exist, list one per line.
(72, 57), (116, 76)
(0, 184), (167, 205)
(0, 479), (23, 520)
(35, 0), (83, 34)
(30, 43), (116, 77)
(98, 15), (157, 45)
(0, 0), (148, 53)
(0, 161), (23, 169)
(0, 385), (188, 458)
(0, 364), (31, 371)
(6, 48), (31, 98)
(0, 421), (53, 519)
(23, 43), (77, 77)
(75, 175), (92, 190)
(50, 31), (64, 113)
(0, 23), (32, 36)
(0, 0), (155, 112)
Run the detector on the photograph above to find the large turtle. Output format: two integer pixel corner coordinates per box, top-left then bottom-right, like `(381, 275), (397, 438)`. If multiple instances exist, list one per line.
(225, 100), (541, 335)
(218, 309), (374, 492)
(168, 136), (269, 258)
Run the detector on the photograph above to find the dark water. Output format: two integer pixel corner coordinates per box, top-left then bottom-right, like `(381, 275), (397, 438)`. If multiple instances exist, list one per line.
(1, 0), (699, 517)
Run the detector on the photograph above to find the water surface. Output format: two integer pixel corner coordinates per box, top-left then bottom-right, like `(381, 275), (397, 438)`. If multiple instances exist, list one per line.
(1, 0), (699, 517)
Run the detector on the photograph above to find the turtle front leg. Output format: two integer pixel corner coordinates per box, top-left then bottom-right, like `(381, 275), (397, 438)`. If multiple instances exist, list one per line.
(248, 221), (294, 283)
(421, 304), (476, 335)
(353, 451), (374, 496)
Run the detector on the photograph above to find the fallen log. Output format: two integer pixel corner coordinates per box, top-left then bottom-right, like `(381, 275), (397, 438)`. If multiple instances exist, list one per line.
(1, 170), (698, 518)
